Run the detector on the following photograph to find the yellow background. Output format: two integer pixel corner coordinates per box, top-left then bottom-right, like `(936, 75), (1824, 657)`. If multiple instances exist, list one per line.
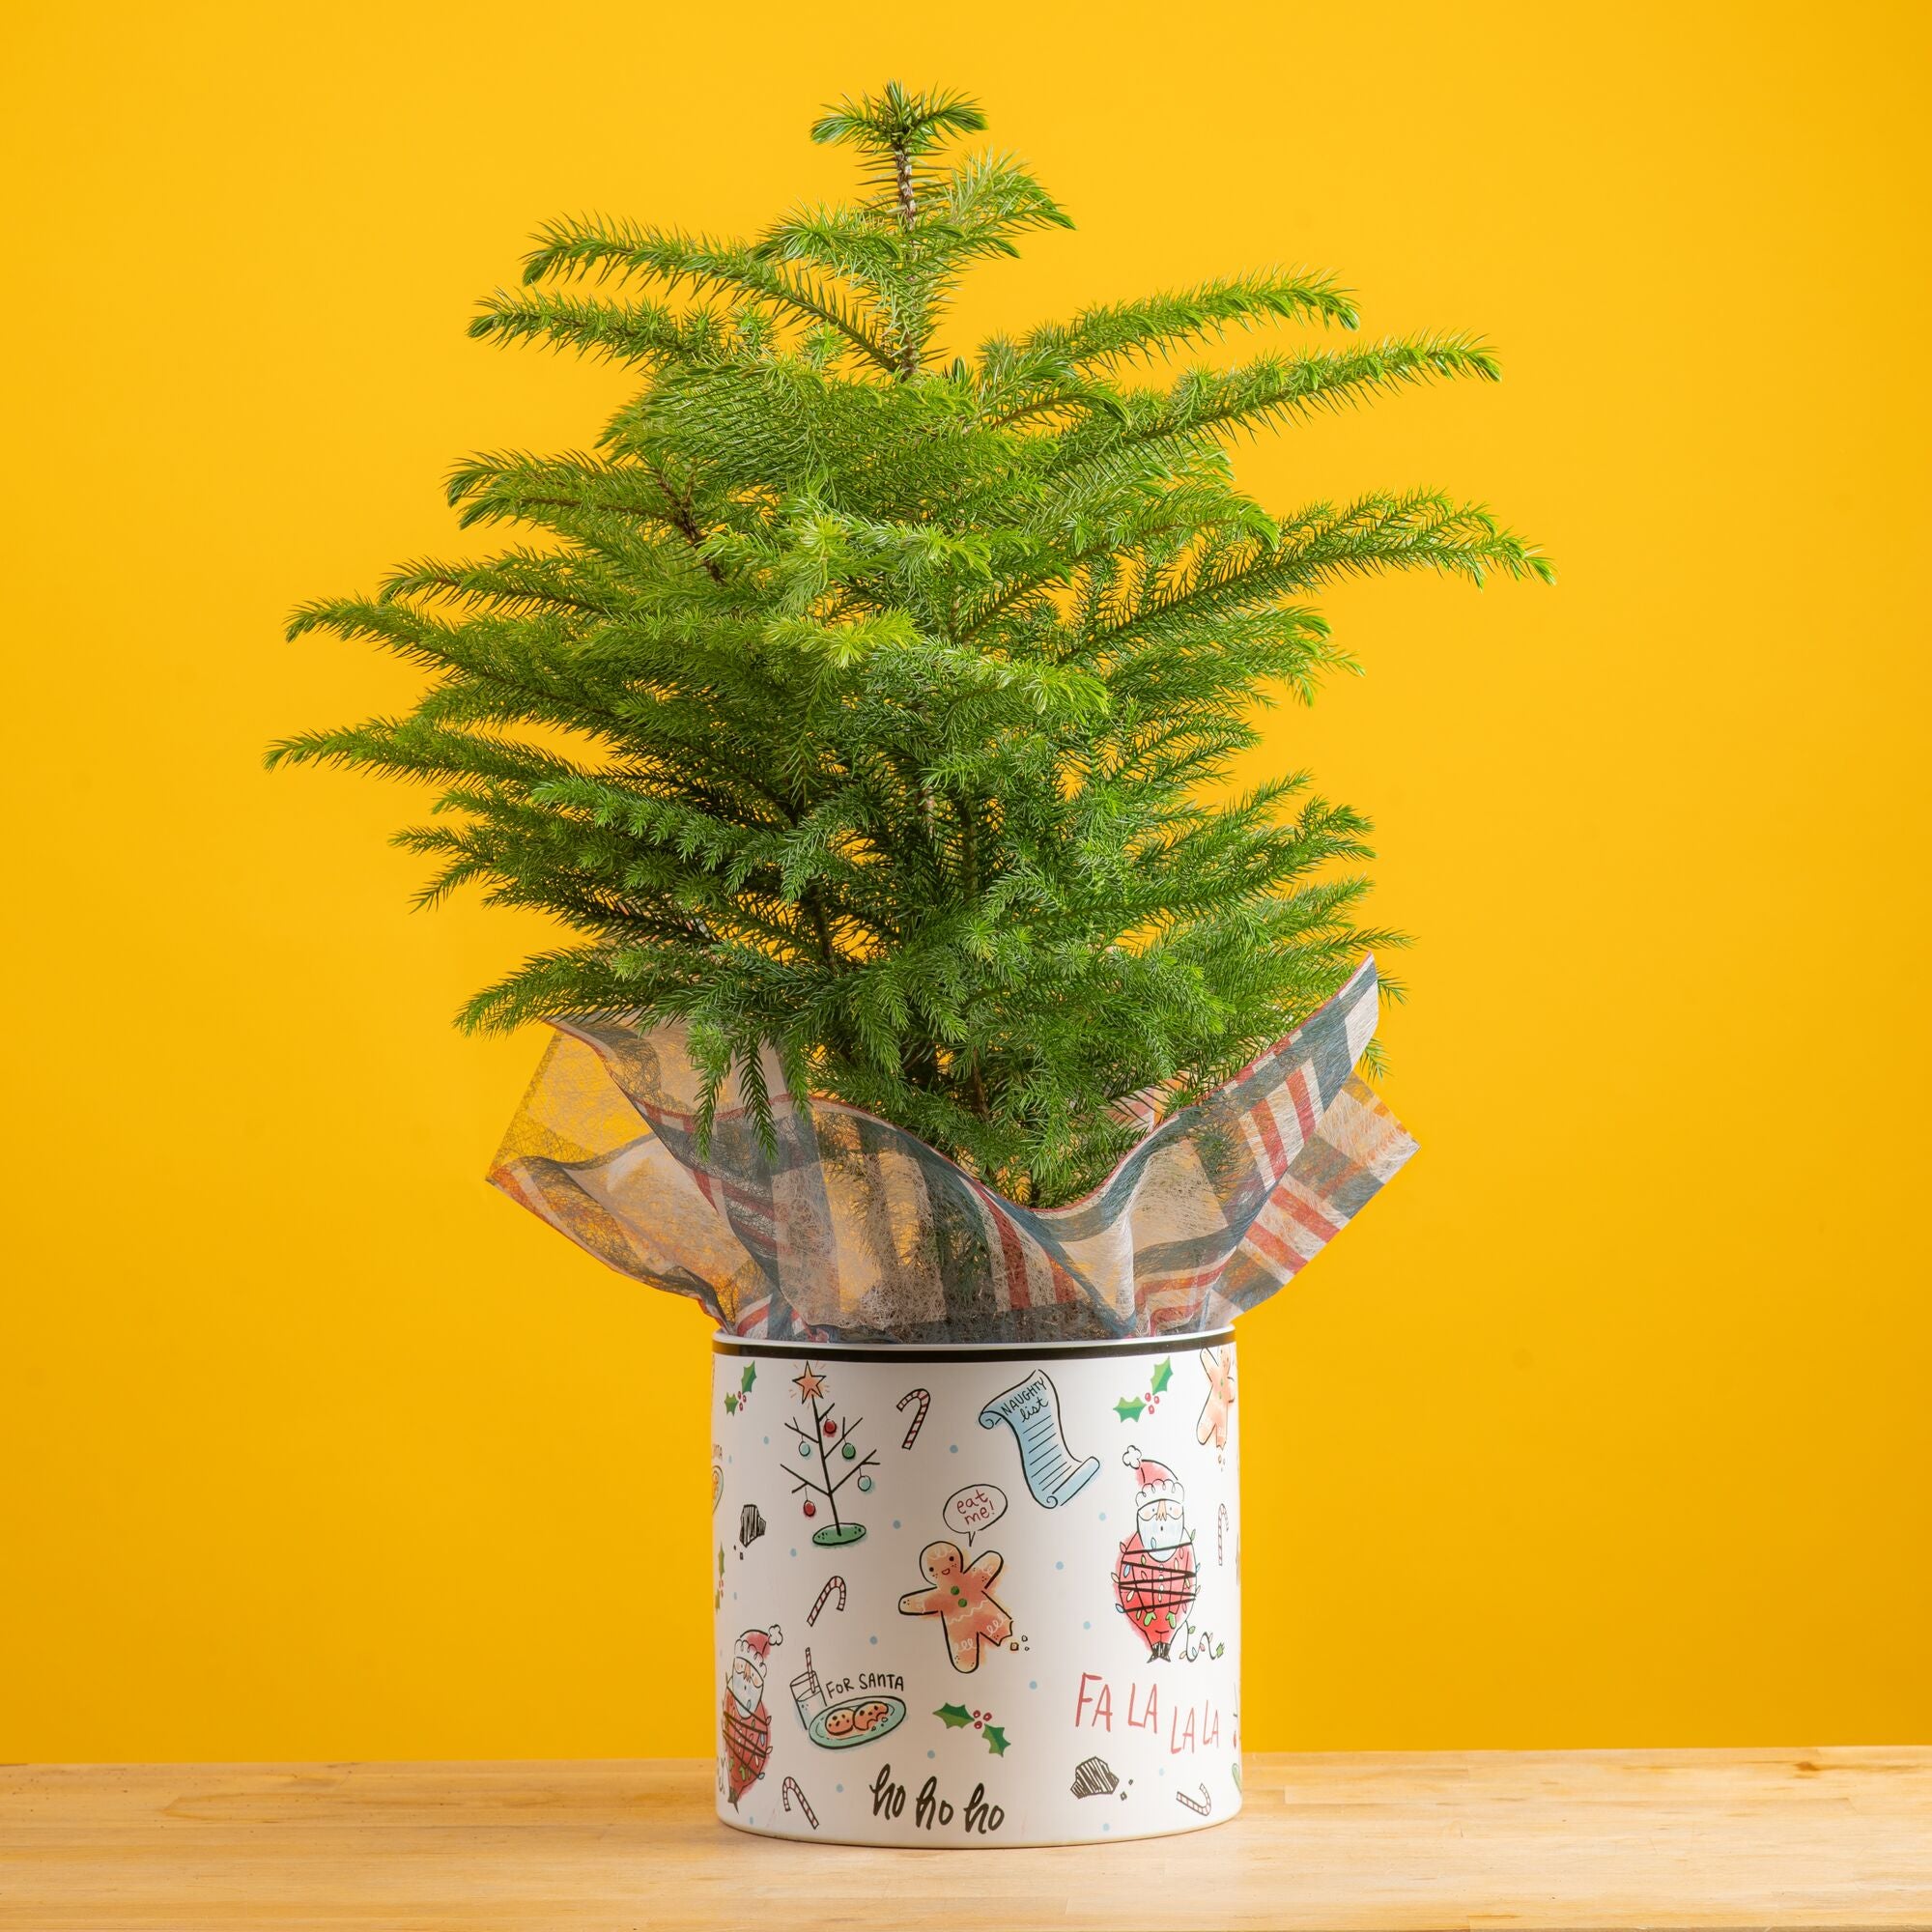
(5, 0), (1928, 1760)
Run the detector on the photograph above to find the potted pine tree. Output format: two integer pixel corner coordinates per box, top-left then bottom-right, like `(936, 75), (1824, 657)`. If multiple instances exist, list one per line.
(273, 83), (1543, 1847)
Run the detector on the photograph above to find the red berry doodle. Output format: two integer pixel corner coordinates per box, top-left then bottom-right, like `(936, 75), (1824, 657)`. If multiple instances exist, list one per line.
(781, 1776), (819, 1830)
(896, 1386), (931, 1450)
(808, 1575), (847, 1626)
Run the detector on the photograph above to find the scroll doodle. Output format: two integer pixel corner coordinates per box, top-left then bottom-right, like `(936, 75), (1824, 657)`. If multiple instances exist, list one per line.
(896, 1386), (931, 1450)
(1176, 1781), (1212, 1817)
(808, 1575), (846, 1626)
(977, 1371), (1099, 1508)
(781, 1776), (818, 1830)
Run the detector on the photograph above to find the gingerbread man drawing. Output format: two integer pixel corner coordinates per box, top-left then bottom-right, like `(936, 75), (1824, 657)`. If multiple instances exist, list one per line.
(1196, 1345), (1236, 1455)
(897, 1540), (1013, 1673)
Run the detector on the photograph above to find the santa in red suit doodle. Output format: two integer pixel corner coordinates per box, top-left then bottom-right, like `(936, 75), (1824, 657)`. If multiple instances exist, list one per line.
(1112, 1447), (1198, 1660)
(721, 1623), (781, 1807)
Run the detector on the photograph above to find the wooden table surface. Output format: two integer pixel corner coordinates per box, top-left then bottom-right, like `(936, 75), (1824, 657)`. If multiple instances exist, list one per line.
(4, 1749), (1928, 1931)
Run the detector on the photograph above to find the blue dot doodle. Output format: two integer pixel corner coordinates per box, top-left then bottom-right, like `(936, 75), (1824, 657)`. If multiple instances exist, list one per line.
(869, 1634), (878, 1645)
(927, 1748), (936, 1759)
(892, 1520), (901, 1530)
(1083, 1620), (1091, 1630)
(1029, 1680), (1037, 1690)
(1055, 1560), (1064, 1571)
(789, 1548), (797, 1558)
(949, 1444), (958, 1454)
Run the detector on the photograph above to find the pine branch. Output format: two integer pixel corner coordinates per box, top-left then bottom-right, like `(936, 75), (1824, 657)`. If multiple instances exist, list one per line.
(521, 218), (899, 374)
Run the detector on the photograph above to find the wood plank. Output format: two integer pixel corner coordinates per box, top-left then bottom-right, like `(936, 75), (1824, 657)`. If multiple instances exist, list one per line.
(1, 1749), (1927, 1931)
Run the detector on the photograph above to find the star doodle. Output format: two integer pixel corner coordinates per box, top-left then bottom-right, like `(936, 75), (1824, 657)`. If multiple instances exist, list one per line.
(792, 1365), (826, 1402)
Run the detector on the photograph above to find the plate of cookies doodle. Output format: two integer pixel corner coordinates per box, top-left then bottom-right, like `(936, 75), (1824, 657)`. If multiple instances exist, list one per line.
(805, 1694), (907, 1749)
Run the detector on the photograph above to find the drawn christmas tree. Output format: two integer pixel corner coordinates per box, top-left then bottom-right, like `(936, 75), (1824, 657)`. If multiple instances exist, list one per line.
(783, 1363), (878, 1548)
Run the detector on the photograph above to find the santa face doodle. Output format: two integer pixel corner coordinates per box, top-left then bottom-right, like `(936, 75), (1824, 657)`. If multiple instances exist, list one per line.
(1112, 1447), (1199, 1662)
(721, 1624), (781, 1807)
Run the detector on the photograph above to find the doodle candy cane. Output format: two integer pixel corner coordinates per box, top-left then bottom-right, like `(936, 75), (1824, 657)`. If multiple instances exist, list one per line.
(807, 1575), (846, 1627)
(1216, 1502), (1228, 1566)
(781, 1776), (818, 1830)
(1176, 1781), (1212, 1817)
(896, 1386), (931, 1450)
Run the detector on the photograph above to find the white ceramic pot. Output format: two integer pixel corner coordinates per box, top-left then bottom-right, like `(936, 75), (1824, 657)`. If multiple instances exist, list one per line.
(712, 1331), (1241, 1847)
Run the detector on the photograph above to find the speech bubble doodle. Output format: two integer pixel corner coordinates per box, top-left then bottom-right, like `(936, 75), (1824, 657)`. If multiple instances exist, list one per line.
(942, 1482), (1008, 1546)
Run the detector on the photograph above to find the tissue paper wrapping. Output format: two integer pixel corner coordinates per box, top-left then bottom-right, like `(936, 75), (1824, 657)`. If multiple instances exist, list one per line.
(490, 955), (1415, 1343)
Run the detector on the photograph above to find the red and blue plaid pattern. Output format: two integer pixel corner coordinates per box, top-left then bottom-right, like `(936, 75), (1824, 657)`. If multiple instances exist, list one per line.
(490, 956), (1416, 1342)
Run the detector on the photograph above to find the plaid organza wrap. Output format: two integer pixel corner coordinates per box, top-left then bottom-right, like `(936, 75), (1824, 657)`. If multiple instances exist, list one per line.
(489, 956), (1416, 1342)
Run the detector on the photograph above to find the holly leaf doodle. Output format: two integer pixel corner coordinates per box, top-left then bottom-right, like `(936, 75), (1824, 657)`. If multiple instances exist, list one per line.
(935, 1703), (974, 1728)
(740, 1363), (757, 1395)
(1149, 1358), (1173, 1395)
(1115, 1396), (1145, 1422)
(724, 1394), (738, 1414)
(983, 1724), (1009, 1756)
